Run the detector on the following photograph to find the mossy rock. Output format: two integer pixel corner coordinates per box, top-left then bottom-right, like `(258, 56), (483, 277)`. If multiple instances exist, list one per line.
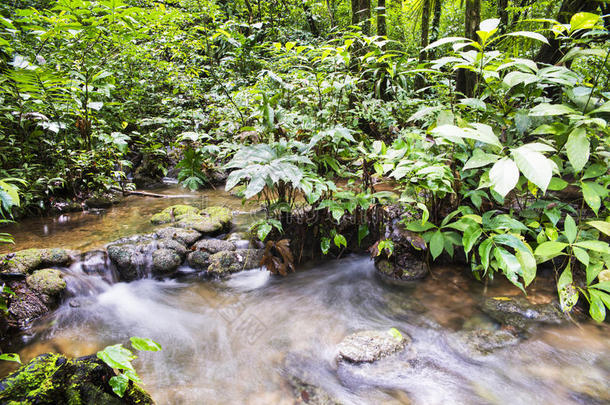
(150, 205), (199, 225)
(0, 353), (154, 404)
(481, 296), (564, 331)
(207, 249), (263, 275)
(151, 248), (182, 276)
(176, 215), (224, 235)
(154, 227), (201, 246)
(1, 248), (71, 275)
(201, 206), (232, 225)
(26, 269), (66, 296)
(374, 258), (427, 284)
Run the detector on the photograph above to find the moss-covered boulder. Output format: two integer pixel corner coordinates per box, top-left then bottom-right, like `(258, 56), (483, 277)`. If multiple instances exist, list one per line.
(152, 249), (182, 276)
(374, 257), (427, 284)
(0, 353), (154, 404)
(150, 205), (199, 225)
(150, 205), (233, 236)
(26, 269), (66, 296)
(1, 248), (71, 275)
(186, 239), (236, 270)
(206, 249), (263, 275)
(154, 227), (200, 247)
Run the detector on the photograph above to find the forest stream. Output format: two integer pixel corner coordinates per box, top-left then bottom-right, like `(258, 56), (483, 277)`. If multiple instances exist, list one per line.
(0, 186), (608, 405)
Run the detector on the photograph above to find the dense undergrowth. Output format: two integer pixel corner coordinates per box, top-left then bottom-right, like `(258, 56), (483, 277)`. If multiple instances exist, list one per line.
(0, 0), (609, 322)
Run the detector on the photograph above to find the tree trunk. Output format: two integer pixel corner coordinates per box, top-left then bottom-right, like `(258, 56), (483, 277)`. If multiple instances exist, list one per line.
(535, 0), (599, 65)
(243, 0), (254, 23)
(352, 0), (371, 35)
(430, 0), (442, 44)
(419, 0), (431, 62)
(456, 0), (480, 97)
(498, 0), (509, 33)
(326, 0), (336, 29)
(377, 0), (386, 36)
(302, 2), (320, 36)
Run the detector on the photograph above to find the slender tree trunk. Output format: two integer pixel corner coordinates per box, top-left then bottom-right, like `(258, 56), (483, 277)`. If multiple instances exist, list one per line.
(456, 0), (480, 97)
(430, 0), (442, 44)
(419, 0), (431, 62)
(352, 0), (371, 35)
(302, 2), (320, 36)
(377, 0), (386, 36)
(498, 0), (509, 33)
(243, 0), (254, 23)
(326, 0), (336, 29)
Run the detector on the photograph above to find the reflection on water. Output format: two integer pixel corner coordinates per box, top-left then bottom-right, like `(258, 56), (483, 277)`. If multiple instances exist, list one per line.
(1, 255), (608, 405)
(0, 185), (257, 253)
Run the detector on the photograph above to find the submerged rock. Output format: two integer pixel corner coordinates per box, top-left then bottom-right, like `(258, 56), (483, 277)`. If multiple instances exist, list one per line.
(283, 352), (342, 405)
(481, 296), (564, 330)
(449, 328), (520, 357)
(337, 329), (410, 363)
(206, 249), (263, 275)
(375, 258), (427, 284)
(1, 248), (71, 275)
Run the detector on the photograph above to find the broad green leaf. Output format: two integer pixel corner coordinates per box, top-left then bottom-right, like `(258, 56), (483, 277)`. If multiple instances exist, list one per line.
(489, 158), (519, 198)
(588, 221), (610, 236)
(130, 337), (162, 352)
(534, 241), (568, 257)
(548, 178), (568, 191)
(529, 103), (576, 116)
(320, 237), (330, 255)
(565, 127), (589, 172)
(430, 230), (444, 260)
(564, 215), (577, 243)
(358, 224), (369, 245)
(573, 247), (589, 267)
(462, 224), (482, 256)
(570, 12), (599, 32)
(511, 145), (552, 193)
(423, 36), (471, 52)
(589, 100), (610, 115)
(479, 238), (493, 271)
(463, 150), (499, 170)
(257, 223), (272, 241)
(109, 374), (129, 398)
(431, 124), (501, 147)
(516, 249), (537, 287)
(97, 344), (135, 372)
(505, 31), (549, 44)
(573, 240), (610, 254)
(581, 182), (601, 215)
(588, 290), (606, 322)
(334, 233), (347, 249)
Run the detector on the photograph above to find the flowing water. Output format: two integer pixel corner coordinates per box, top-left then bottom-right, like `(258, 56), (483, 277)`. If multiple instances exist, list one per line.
(1, 186), (609, 404)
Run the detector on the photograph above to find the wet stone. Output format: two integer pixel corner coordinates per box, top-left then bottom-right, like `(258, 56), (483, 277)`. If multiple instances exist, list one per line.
(481, 296), (564, 331)
(207, 249), (263, 275)
(337, 329), (410, 363)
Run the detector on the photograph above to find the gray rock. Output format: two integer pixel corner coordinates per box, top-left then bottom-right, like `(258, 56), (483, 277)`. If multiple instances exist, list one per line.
(155, 227), (201, 246)
(193, 239), (235, 253)
(187, 251), (212, 270)
(481, 296), (564, 330)
(107, 244), (146, 281)
(450, 329), (520, 357)
(207, 249), (263, 275)
(375, 258), (427, 283)
(152, 249), (182, 276)
(337, 329), (410, 363)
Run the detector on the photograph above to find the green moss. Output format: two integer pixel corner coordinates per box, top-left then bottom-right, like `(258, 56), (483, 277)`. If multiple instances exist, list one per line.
(150, 212), (172, 225)
(201, 206), (232, 225)
(1, 248), (70, 275)
(151, 205), (199, 225)
(26, 269), (67, 295)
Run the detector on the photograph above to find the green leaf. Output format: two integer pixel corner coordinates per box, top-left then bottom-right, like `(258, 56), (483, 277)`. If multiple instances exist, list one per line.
(505, 31), (549, 44)
(565, 127), (589, 173)
(511, 145), (552, 193)
(109, 374), (129, 398)
(430, 230), (444, 260)
(423, 36), (471, 52)
(564, 215), (577, 243)
(97, 344), (136, 372)
(588, 290), (606, 322)
(570, 12), (599, 32)
(573, 240), (610, 254)
(489, 158), (519, 198)
(388, 327), (403, 340)
(516, 249), (537, 287)
(586, 262), (604, 286)
(462, 224), (482, 256)
(479, 238), (493, 271)
(588, 220), (610, 236)
(534, 241), (568, 257)
(257, 223), (272, 241)
(130, 337), (162, 352)
(320, 237), (330, 255)
(529, 103), (576, 116)
(548, 178), (568, 191)
(334, 233), (347, 249)
(358, 224), (369, 245)
(431, 124), (501, 148)
(573, 247), (589, 267)
(581, 182), (602, 215)
(0, 353), (21, 364)
(463, 150), (499, 171)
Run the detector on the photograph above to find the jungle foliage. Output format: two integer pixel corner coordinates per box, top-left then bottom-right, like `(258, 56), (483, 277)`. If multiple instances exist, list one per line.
(1, 0), (609, 321)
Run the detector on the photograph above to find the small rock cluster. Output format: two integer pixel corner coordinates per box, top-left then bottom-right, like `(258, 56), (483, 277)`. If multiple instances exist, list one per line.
(106, 204), (263, 281)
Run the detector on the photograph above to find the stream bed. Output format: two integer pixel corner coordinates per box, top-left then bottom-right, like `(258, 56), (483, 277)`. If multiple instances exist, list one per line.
(1, 186), (609, 404)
